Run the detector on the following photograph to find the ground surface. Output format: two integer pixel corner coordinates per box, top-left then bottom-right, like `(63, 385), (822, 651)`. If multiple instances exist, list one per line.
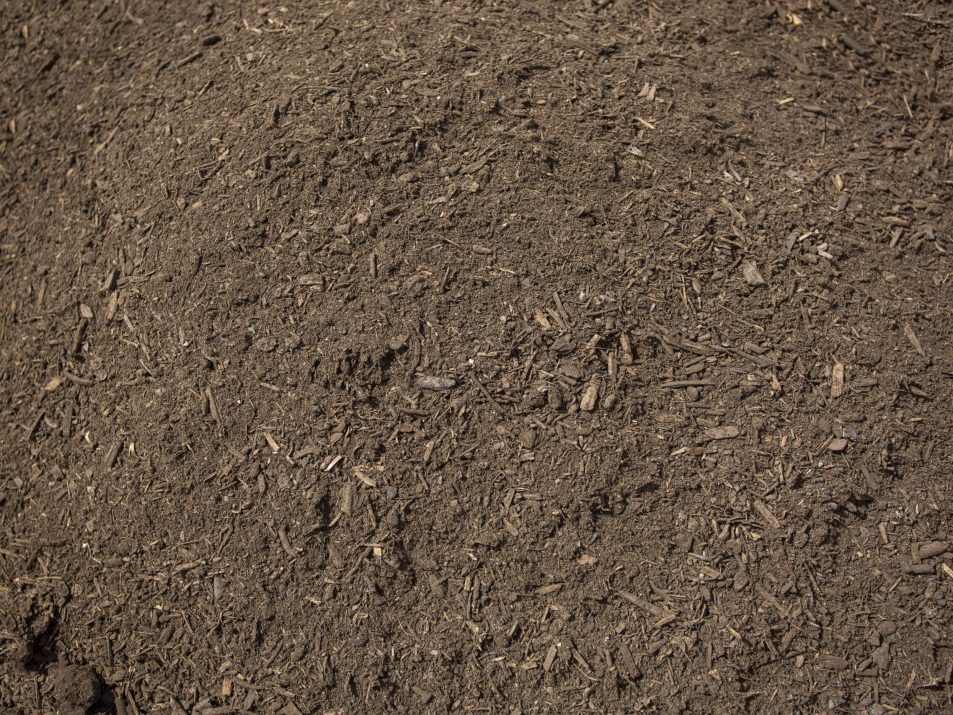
(1, 0), (952, 713)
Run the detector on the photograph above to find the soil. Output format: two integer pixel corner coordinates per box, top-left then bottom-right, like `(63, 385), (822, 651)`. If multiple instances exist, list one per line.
(1, 0), (952, 713)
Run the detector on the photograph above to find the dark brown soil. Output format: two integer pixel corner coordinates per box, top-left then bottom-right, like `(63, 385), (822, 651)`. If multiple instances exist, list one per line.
(2, 0), (952, 712)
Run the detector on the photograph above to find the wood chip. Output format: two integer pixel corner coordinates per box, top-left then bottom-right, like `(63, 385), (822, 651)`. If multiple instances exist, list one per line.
(99, 294), (117, 325)
(104, 441), (122, 469)
(263, 431), (280, 453)
(26, 410), (46, 442)
(339, 483), (353, 515)
(543, 644), (558, 672)
(43, 375), (63, 392)
(278, 527), (300, 557)
(416, 375), (456, 391)
(205, 386), (221, 425)
(831, 362), (845, 398)
(703, 425), (740, 441)
(816, 654), (851, 671)
(580, 378), (600, 411)
(353, 468), (377, 487)
(753, 499), (781, 529)
(471, 374), (508, 416)
(298, 273), (324, 287)
(533, 309), (552, 329)
(617, 641), (640, 678)
(903, 323), (926, 357)
(460, 152), (494, 175)
(102, 268), (120, 292)
(660, 379), (715, 389)
(918, 542), (949, 560)
(620, 334), (634, 365)
(616, 590), (674, 619)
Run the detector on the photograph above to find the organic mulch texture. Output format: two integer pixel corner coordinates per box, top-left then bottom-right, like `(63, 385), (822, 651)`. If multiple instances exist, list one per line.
(2, 1), (952, 713)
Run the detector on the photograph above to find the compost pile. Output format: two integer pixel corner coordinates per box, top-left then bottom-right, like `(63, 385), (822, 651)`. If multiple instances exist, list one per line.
(2, 1), (952, 712)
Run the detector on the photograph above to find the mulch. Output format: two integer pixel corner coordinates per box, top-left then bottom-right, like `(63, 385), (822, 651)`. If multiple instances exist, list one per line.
(1, 1), (952, 712)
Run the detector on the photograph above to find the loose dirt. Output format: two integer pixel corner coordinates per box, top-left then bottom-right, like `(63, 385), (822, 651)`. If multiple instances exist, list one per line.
(2, 1), (952, 712)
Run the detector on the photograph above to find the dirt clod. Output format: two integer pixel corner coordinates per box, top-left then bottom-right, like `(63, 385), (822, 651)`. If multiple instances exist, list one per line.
(51, 663), (102, 715)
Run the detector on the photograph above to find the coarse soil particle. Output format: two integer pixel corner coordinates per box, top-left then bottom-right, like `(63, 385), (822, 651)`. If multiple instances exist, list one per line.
(1, 1), (953, 713)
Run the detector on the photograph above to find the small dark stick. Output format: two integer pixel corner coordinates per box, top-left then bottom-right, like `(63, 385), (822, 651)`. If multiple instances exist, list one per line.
(471, 374), (508, 416)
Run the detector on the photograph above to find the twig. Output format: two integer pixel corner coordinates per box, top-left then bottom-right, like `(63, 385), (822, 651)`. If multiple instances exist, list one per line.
(471, 374), (508, 417)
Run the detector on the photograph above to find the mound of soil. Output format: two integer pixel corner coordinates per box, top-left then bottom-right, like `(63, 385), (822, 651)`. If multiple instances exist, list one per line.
(2, 0), (952, 712)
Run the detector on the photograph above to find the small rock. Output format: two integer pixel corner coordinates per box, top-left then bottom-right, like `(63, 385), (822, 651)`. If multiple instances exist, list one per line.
(416, 375), (456, 391)
(741, 260), (766, 286)
(828, 438), (848, 452)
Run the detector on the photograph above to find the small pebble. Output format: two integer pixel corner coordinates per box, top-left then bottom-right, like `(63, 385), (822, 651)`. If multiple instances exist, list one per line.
(828, 438), (848, 452)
